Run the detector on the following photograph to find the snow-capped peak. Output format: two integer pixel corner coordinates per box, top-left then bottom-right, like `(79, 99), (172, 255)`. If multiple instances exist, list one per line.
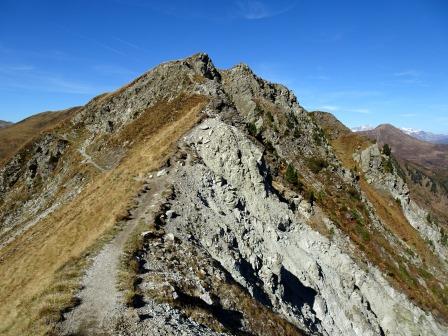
(351, 125), (375, 132)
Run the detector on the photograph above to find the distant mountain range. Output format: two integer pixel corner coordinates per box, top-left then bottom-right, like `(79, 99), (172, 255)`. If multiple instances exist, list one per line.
(357, 124), (448, 174)
(0, 120), (12, 129)
(352, 124), (448, 144)
(402, 128), (448, 144)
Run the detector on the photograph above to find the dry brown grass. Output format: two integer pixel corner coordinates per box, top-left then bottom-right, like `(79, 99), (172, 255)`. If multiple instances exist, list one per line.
(0, 108), (78, 164)
(328, 131), (448, 321)
(331, 133), (372, 168)
(360, 124), (448, 176)
(0, 94), (207, 336)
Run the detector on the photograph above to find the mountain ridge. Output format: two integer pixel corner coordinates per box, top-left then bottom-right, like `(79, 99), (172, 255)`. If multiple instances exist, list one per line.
(358, 123), (448, 174)
(0, 121), (12, 128)
(0, 53), (447, 336)
(352, 124), (448, 144)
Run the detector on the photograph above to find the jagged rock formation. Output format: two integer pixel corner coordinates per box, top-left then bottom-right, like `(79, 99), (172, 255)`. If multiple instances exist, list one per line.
(354, 144), (447, 259)
(357, 123), (448, 251)
(0, 54), (447, 336)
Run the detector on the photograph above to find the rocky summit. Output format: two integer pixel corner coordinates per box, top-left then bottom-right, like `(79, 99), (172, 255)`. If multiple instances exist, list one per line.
(0, 53), (447, 336)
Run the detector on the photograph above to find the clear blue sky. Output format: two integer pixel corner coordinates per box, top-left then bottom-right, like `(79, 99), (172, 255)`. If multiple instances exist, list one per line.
(1, 0), (447, 132)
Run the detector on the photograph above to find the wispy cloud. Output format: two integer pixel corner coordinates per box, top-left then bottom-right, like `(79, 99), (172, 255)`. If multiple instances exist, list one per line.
(389, 69), (427, 86)
(56, 24), (127, 57)
(0, 64), (35, 72)
(235, 0), (297, 20)
(326, 90), (382, 99)
(393, 70), (420, 77)
(113, 37), (143, 51)
(315, 105), (371, 114)
(347, 108), (370, 114)
(113, 0), (296, 21)
(0, 64), (111, 94)
(318, 105), (339, 112)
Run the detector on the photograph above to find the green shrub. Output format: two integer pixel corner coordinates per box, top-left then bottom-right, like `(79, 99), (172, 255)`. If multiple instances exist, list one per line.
(351, 209), (365, 225)
(356, 224), (370, 242)
(293, 128), (301, 138)
(307, 157), (328, 174)
(383, 157), (393, 173)
(347, 187), (361, 201)
(441, 229), (448, 247)
(264, 140), (275, 153)
(313, 131), (323, 145)
(306, 190), (316, 205)
(254, 105), (264, 116)
(286, 113), (296, 129)
(430, 181), (437, 193)
(285, 164), (298, 185)
(247, 122), (257, 136)
(383, 143), (391, 156)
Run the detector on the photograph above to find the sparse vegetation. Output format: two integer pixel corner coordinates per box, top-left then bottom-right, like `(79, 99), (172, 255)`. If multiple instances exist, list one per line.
(305, 189), (316, 205)
(285, 164), (298, 185)
(0, 94), (207, 335)
(286, 113), (296, 129)
(441, 229), (448, 247)
(247, 122), (258, 137)
(293, 127), (301, 138)
(347, 186), (361, 201)
(312, 129), (324, 145)
(310, 114), (448, 319)
(382, 143), (392, 156)
(383, 157), (394, 173)
(307, 157), (329, 174)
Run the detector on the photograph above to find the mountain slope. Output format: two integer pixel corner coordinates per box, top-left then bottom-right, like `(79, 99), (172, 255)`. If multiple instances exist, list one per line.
(0, 109), (79, 164)
(0, 121), (12, 129)
(359, 124), (448, 174)
(359, 123), (448, 232)
(402, 129), (448, 144)
(0, 54), (447, 336)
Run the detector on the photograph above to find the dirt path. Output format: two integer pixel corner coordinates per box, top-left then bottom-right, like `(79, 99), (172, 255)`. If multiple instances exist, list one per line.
(78, 139), (106, 172)
(59, 170), (170, 335)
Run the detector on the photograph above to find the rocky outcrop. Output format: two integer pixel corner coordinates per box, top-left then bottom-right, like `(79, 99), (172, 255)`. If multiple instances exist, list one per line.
(160, 118), (446, 336)
(354, 144), (448, 260)
(2, 53), (447, 336)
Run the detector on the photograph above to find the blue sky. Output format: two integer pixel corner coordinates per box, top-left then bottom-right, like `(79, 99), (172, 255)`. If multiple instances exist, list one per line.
(1, 0), (447, 132)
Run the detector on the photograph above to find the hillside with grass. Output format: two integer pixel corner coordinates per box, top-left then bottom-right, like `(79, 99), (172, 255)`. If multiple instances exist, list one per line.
(359, 123), (448, 240)
(0, 54), (446, 336)
(0, 109), (79, 164)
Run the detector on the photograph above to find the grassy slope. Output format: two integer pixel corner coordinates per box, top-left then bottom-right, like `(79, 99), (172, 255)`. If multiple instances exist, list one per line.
(0, 95), (207, 335)
(359, 124), (448, 238)
(0, 109), (79, 164)
(360, 124), (448, 174)
(325, 125), (448, 321)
